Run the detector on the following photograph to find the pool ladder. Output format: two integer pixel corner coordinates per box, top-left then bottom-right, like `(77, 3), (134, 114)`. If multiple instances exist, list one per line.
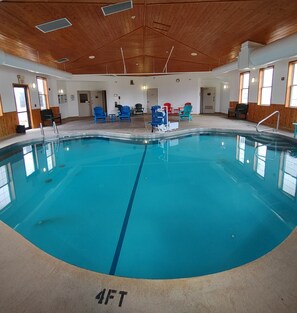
(40, 122), (60, 139)
(256, 111), (280, 133)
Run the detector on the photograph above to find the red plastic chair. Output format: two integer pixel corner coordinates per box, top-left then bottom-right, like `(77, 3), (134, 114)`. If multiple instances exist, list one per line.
(163, 103), (172, 113)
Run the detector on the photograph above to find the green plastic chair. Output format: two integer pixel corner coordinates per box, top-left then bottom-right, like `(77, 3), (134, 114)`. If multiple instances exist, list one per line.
(179, 105), (192, 121)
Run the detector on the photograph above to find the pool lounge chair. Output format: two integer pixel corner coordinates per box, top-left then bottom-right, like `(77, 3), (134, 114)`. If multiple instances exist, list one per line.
(134, 103), (144, 115)
(179, 105), (192, 121)
(40, 109), (62, 126)
(228, 103), (248, 119)
(163, 103), (172, 114)
(93, 106), (107, 123)
(118, 105), (131, 121)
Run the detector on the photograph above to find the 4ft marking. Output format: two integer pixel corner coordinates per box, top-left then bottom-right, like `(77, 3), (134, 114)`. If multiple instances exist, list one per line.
(95, 289), (128, 307)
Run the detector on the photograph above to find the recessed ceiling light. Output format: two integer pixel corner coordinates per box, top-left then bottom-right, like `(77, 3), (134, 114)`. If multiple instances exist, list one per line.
(89, 56), (95, 59)
(131, 16), (136, 19)
(136, 63), (139, 66)
(191, 52), (198, 56)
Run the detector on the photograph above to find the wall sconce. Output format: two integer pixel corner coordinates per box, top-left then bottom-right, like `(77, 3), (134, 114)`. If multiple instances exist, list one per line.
(223, 84), (229, 89)
(141, 85), (147, 90)
(251, 77), (256, 83)
(31, 82), (36, 89)
(58, 89), (64, 94)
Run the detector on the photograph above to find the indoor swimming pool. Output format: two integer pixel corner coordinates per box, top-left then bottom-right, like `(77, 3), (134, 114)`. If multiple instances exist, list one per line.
(0, 132), (296, 279)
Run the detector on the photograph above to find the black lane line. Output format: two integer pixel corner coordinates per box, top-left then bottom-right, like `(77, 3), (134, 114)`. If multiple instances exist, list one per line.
(109, 145), (147, 275)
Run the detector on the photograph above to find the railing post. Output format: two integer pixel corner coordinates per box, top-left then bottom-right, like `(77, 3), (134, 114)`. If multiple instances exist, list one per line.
(40, 123), (45, 138)
(53, 121), (59, 137)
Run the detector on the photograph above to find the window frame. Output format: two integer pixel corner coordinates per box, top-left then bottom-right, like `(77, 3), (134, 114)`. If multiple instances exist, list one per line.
(37, 76), (49, 110)
(285, 60), (297, 108)
(239, 71), (250, 104)
(0, 94), (3, 116)
(257, 66), (274, 106)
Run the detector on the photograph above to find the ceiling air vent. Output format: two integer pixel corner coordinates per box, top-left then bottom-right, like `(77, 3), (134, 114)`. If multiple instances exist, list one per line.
(101, 0), (133, 16)
(36, 18), (72, 33)
(55, 57), (69, 64)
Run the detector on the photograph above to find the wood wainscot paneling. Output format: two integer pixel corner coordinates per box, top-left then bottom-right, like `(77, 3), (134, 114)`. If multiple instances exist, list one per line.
(229, 101), (238, 109)
(0, 112), (19, 137)
(31, 108), (41, 129)
(247, 103), (297, 132)
(50, 106), (60, 117)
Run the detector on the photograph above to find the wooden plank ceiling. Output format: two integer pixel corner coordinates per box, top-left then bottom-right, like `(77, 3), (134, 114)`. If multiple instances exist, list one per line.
(0, 0), (297, 75)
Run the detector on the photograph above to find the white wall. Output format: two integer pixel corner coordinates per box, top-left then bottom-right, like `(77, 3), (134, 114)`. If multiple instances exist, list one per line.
(0, 66), (38, 112)
(59, 73), (205, 117)
(220, 83), (231, 114)
(145, 74), (200, 113)
(105, 76), (146, 114)
(220, 57), (296, 107)
(0, 65), (59, 114)
(1, 51), (296, 119)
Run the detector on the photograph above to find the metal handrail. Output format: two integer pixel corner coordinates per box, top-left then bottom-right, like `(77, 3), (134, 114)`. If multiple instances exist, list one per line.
(40, 123), (45, 138)
(256, 111), (280, 133)
(53, 121), (59, 137)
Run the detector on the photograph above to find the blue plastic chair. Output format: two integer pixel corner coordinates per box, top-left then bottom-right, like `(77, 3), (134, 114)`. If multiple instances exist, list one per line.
(118, 106), (131, 121)
(93, 106), (106, 123)
(179, 105), (192, 121)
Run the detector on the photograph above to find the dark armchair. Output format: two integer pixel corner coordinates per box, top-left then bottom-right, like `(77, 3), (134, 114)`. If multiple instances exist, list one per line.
(134, 103), (144, 115)
(40, 109), (62, 126)
(228, 103), (248, 120)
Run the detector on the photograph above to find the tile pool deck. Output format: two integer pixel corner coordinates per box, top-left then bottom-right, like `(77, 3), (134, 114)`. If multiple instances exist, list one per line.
(0, 114), (297, 313)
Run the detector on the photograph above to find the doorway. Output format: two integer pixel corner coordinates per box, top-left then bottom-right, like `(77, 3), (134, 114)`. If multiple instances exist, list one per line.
(13, 85), (32, 129)
(201, 87), (216, 114)
(78, 91), (91, 117)
(147, 88), (158, 112)
(78, 90), (107, 117)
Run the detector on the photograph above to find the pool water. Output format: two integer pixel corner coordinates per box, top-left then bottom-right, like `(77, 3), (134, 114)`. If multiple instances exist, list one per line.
(0, 134), (297, 279)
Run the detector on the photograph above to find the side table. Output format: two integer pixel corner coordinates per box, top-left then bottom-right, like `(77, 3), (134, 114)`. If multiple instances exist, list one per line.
(109, 114), (116, 122)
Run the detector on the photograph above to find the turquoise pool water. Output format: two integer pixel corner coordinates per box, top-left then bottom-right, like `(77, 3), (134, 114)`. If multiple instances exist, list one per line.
(0, 133), (297, 279)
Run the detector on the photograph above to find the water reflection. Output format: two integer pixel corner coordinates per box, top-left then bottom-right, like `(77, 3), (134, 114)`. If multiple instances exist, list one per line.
(234, 135), (297, 200)
(0, 163), (15, 211)
(23, 145), (36, 176)
(278, 151), (297, 197)
(236, 135), (245, 163)
(254, 143), (267, 178)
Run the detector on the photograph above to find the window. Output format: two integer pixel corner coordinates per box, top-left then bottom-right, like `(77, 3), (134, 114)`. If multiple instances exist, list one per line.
(258, 67), (274, 105)
(239, 72), (250, 104)
(0, 94), (3, 116)
(37, 77), (49, 110)
(286, 61), (297, 107)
